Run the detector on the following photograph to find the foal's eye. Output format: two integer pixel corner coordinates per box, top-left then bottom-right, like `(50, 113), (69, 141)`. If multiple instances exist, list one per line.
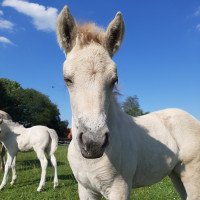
(64, 78), (73, 86)
(111, 77), (118, 87)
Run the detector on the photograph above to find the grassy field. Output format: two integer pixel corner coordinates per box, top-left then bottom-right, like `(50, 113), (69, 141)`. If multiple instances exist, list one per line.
(0, 145), (180, 200)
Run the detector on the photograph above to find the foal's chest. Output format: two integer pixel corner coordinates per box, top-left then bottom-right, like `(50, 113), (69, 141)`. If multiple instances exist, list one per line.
(68, 143), (115, 195)
(75, 164), (115, 195)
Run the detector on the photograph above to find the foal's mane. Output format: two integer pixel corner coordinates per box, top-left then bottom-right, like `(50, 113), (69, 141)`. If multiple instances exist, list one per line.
(3, 119), (23, 129)
(76, 23), (106, 47)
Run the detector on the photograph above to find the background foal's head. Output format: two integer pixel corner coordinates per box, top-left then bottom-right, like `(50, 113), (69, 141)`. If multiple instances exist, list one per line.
(57, 6), (124, 158)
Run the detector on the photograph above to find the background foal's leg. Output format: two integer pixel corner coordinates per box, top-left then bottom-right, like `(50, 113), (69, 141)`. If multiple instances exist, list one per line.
(10, 156), (17, 185)
(49, 154), (58, 189)
(0, 152), (14, 190)
(35, 148), (48, 192)
(0, 145), (6, 171)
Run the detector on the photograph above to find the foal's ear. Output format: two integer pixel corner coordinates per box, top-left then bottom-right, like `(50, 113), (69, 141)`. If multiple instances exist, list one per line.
(106, 12), (125, 56)
(56, 6), (77, 54)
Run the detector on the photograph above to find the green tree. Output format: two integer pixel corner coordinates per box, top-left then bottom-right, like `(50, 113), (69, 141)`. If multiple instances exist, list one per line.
(0, 78), (22, 121)
(0, 78), (68, 138)
(122, 95), (147, 117)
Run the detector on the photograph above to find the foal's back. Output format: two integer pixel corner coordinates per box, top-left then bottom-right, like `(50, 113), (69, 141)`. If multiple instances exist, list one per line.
(17, 125), (52, 151)
(132, 108), (200, 187)
(135, 108), (200, 151)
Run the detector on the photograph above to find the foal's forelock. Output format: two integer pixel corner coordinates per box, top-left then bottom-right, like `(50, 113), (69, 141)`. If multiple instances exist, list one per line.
(76, 23), (105, 48)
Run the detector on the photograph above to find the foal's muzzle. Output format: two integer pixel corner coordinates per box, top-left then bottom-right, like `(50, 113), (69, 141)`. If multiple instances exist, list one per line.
(78, 127), (109, 159)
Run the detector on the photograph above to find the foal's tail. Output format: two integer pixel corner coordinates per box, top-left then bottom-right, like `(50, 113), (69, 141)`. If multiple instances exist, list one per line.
(48, 129), (58, 155)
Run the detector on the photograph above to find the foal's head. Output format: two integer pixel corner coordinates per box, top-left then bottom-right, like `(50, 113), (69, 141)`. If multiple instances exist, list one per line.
(57, 6), (124, 159)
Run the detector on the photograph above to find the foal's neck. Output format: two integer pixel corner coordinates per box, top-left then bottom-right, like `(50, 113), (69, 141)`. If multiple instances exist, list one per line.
(108, 96), (126, 127)
(3, 121), (25, 134)
(108, 95), (136, 133)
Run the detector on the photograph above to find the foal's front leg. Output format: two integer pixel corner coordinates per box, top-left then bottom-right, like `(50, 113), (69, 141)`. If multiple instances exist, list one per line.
(0, 152), (14, 190)
(78, 183), (101, 200)
(108, 178), (131, 200)
(10, 156), (17, 185)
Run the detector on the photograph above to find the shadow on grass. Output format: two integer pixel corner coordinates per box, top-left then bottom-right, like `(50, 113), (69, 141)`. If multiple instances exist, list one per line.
(58, 174), (76, 181)
(16, 159), (65, 171)
(15, 173), (77, 188)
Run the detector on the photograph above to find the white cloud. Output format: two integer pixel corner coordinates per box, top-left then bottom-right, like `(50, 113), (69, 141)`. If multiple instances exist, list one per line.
(0, 19), (14, 30)
(2, 0), (58, 32)
(196, 24), (200, 32)
(194, 7), (200, 16)
(0, 36), (13, 44)
(193, 6), (200, 32)
(0, 10), (3, 16)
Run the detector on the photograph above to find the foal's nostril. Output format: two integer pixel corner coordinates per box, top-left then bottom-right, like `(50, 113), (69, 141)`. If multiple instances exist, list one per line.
(79, 132), (84, 145)
(102, 132), (109, 148)
(78, 130), (109, 158)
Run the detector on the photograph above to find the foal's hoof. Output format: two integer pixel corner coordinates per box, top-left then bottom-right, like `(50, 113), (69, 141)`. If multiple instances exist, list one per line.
(53, 182), (59, 189)
(10, 180), (16, 186)
(10, 182), (14, 186)
(37, 187), (42, 192)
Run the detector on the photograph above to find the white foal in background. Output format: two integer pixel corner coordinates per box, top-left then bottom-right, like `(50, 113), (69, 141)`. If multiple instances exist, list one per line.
(0, 118), (58, 191)
(57, 6), (200, 200)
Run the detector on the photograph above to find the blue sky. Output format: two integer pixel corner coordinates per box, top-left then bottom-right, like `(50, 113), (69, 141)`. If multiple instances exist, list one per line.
(0, 0), (200, 125)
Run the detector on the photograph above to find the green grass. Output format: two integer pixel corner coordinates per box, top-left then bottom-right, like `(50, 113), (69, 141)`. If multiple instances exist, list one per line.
(0, 145), (180, 200)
